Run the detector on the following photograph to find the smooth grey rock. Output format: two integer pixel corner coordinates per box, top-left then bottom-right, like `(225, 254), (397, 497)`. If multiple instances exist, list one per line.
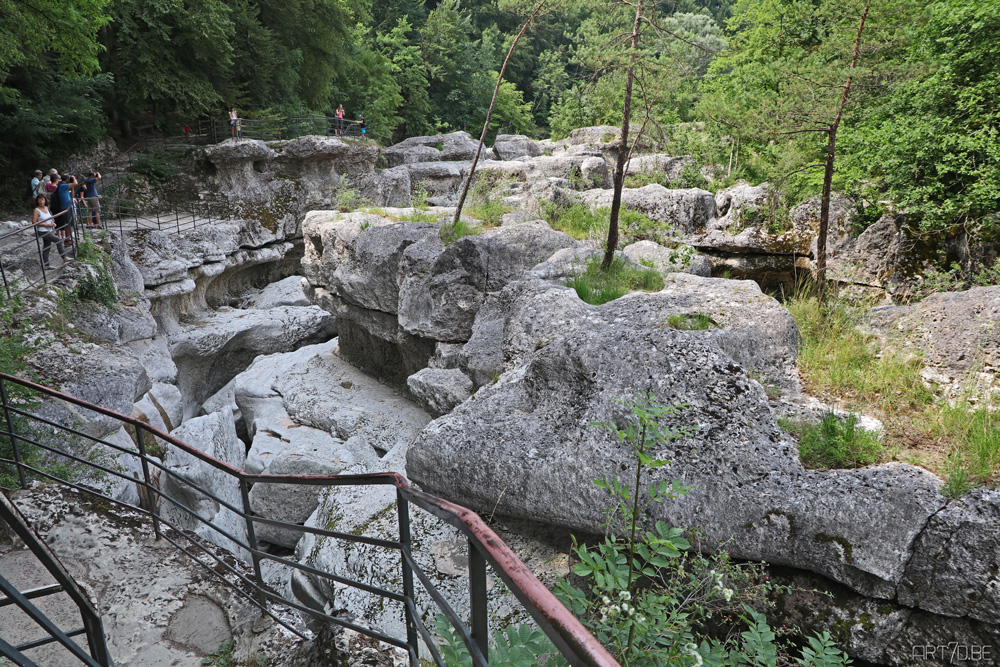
(623, 240), (711, 277)
(493, 135), (543, 161)
(581, 184), (715, 236)
(625, 154), (692, 183)
(233, 339), (431, 454)
(385, 144), (442, 167)
(792, 193), (856, 258)
(409, 312), (945, 598)
(164, 410), (248, 560)
(246, 276), (311, 309)
(458, 275), (800, 392)
(374, 166), (412, 207)
(898, 488), (1000, 622)
(580, 156), (611, 189)
(332, 222), (437, 314)
(169, 304), (336, 420)
(406, 368), (474, 416)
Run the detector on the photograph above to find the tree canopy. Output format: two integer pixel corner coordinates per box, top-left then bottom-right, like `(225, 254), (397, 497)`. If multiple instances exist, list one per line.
(1, 0), (998, 248)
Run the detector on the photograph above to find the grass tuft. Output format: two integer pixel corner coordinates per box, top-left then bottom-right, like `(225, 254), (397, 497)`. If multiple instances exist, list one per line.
(667, 313), (716, 330)
(565, 257), (664, 305)
(439, 218), (481, 244)
(781, 413), (884, 469)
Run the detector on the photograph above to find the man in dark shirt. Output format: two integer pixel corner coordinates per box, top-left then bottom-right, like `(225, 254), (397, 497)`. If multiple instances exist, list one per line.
(84, 171), (102, 227)
(55, 174), (77, 242)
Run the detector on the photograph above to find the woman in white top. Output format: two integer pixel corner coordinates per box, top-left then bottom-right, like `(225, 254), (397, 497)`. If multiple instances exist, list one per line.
(229, 107), (239, 137)
(32, 194), (68, 269)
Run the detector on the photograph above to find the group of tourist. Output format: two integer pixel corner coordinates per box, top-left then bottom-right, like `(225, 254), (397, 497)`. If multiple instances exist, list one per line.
(28, 168), (103, 269)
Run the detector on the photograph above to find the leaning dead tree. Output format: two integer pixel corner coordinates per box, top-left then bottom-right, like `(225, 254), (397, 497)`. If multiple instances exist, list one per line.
(451, 0), (550, 226)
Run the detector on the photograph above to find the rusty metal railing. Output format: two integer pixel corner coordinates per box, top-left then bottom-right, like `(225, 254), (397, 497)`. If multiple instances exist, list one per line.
(0, 372), (617, 666)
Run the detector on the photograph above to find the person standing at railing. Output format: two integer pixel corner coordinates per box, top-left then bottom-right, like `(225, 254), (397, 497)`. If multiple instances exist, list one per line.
(335, 104), (345, 136)
(83, 170), (102, 228)
(31, 195), (69, 269)
(30, 170), (43, 205)
(229, 107), (239, 138)
(55, 174), (77, 246)
(74, 179), (87, 230)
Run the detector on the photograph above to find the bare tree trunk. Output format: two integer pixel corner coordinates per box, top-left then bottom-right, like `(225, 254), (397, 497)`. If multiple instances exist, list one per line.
(602, 0), (644, 270)
(817, 0), (871, 302)
(452, 1), (547, 225)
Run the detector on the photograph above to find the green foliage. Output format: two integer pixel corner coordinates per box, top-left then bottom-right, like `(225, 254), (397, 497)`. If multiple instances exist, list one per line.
(432, 615), (561, 667)
(71, 240), (118, 309)
(554, 394), (851, 667)
(787, 292), (933, 414)
(466, 173), (512, 227)
(781, 413), (885, 469)
(439, 218), (482, 244)
(667, 313), (716, 330)
(543, 203), (607, 241)
(565, 257), (664, 305)
(132, 153), (177, 185)
(842, 0), (1000, 234)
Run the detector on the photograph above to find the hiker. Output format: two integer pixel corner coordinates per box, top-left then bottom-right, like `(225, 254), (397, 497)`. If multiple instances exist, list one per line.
(55, 174), (77, 244)
(358, 114), (366, 139)
(29, 170), (43, 205)
(31, 194), (69, 269)
(229, 107), (239, 138)
(335, 104), (345, 136)
(83, 171), (102, 228)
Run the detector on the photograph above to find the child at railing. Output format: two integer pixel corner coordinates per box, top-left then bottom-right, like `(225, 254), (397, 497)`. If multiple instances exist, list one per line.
(31, 195), (69, 269)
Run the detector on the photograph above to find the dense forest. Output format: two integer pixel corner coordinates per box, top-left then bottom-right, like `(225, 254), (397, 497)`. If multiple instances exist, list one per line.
(1, 0), (998, 241)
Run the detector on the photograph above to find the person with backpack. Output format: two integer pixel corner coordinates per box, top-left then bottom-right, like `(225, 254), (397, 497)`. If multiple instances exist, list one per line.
(83, 171), (102, 228)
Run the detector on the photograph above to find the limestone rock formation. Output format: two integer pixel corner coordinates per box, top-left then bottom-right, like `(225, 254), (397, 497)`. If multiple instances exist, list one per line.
(407, 291), (944, 598)
(865, 285), (1000, 394)
(580, 184), (716, 236)
(622, 240), (711, 277)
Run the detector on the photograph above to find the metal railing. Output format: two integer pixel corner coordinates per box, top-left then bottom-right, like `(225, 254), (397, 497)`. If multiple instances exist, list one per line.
(0, 197), (233, 298)
(0, 211), (86, 299)
(0, 373), (618, 667)
(0, 492), (114, 666)
(212, 115), (366, 143)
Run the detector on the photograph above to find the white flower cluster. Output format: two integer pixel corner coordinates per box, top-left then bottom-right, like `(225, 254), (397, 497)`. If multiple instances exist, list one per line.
(709, 570), (735, 602)
(685, 642), (704, 666)
(598, 590), (646, 623)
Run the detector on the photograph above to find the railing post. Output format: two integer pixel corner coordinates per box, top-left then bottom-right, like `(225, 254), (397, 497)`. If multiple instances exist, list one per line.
(397, 489), (419, 665)
(0, 378), (27, 489)
(34, 229), (48, 285)
(469, 541), (489, 664)
(134, 426), (161, 540)
(0, 247), (9, 299)
(239, 477), (266, 606)
(82, 613), (114, 667)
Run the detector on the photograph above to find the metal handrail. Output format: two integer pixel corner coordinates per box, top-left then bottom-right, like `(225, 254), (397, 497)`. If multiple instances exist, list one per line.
(0, 210), (84, 299)
(0, 372), (618, 667)
(213, 115), (366, 143)
(0, 492), (114, 665)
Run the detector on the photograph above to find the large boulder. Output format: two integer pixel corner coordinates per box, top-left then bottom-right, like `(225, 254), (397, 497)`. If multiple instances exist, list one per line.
(168, 304), (336, 420)
(397, 223), (579, 342)
(408, 278), (948, 600)
(898, 488), (1000, 623)
(162, 410), (248, 560)
(457, 275), (801, 392)
(622, 240), (711, 277)
(865, 286), (1000, 393)
(580, 184), (715, 236)
(492, 134), (543, 161)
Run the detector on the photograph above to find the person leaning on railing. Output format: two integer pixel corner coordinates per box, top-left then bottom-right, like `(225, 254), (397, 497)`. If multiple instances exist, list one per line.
(31, 194), (69, 269)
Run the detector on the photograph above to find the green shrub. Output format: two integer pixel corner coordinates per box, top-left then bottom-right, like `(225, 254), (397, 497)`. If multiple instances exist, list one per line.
(565, 257), (664, 305)
(132, 152), (177, 184)
(439, 218), (481, 244)
(542, 203), (607, 241)
(782, 413), (884, 469)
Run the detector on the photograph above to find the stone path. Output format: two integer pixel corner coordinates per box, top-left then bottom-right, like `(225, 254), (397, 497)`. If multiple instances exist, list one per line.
(0, 485), (305, 666)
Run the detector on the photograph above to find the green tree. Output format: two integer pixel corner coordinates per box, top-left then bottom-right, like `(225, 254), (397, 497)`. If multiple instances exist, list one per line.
(105, 0), (235, 120)
(842, 0), (1000, 237)
(700, 0), (910, 298)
